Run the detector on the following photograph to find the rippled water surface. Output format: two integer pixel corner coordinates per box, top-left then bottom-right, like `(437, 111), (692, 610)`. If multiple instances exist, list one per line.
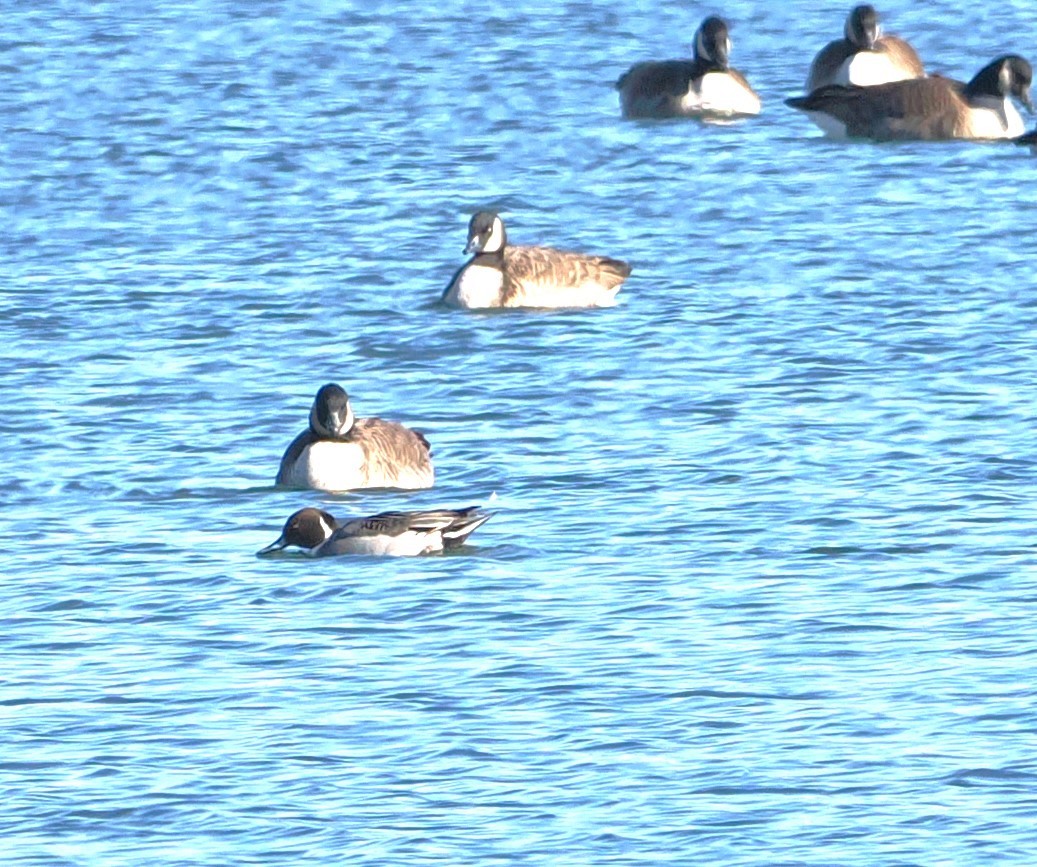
(4, 2), (1037, 864)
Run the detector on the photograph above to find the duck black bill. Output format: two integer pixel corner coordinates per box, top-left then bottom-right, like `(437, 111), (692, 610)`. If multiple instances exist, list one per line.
(257, 536), (288, 556)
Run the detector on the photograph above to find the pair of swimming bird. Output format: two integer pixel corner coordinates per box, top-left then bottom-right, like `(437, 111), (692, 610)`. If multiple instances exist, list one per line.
(616, 6), (1035, 144)
(274, 212), (633, 488)
(261, 383), (488, 558)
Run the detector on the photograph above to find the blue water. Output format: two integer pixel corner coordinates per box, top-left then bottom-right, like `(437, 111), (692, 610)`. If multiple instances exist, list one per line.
(4, 2), (1037, 864)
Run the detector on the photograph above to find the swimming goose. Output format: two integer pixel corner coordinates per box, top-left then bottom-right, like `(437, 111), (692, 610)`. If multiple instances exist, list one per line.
(257, 506), (491, 557)
(616, 15), (761, 119)
(786, 55), (1034, 141)
(275, 383), (434, 492)
(806, 5), (925, 91)
(442, 212), (631, 309)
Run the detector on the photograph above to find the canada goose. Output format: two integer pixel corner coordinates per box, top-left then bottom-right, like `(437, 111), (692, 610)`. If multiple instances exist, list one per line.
(275, 383), (434, 492)
(786, 55), (1034, 141)
(616, 15), (761, 119)
(442, 212), (631, 310)
(807, 5), (925, 91)
(257, 506), (491, 557)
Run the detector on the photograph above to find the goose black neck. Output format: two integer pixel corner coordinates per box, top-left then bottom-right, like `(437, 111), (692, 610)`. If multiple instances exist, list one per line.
(471, 248), (505, 267)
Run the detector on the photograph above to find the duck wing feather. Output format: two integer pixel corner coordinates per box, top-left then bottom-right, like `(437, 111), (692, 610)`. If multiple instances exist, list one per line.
(339, 507), (487, 539)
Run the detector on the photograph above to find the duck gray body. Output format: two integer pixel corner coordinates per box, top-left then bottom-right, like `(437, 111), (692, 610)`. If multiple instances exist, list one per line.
(442, 212), (631, 310)
(257, 506), (491, 557)
(616, 16), (760, 119)
(787, 55), (1033, 141)
(806, 5), (925, 91)
(276, 383), (434, 492)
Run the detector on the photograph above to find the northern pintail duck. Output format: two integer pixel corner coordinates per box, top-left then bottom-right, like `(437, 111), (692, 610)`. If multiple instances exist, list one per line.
(257, 506), (491, 557)
(275, 383), (434, 492)
(616, 16), (761, 119)
(806, 5), (925, 91)
(442, 212), (631, 310)
(786, 55), (1033, 141)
